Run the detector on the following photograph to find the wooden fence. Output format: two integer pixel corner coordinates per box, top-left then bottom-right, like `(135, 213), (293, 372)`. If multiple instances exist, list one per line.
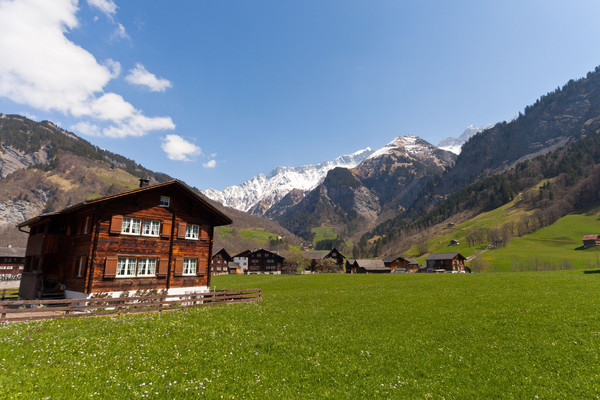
(0, 288), (261, 323)
(1, 289), (18, 301)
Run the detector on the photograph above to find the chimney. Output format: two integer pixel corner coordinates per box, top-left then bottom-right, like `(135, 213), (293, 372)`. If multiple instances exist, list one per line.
(139, 178), (150, 188)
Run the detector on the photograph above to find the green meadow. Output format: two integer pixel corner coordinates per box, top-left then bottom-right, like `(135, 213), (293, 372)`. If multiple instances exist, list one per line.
(1, 272), (600, 399)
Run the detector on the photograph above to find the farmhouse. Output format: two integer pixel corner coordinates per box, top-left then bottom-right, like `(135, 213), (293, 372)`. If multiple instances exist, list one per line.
(304, 247), (346, 271)
(383, 255), (419, 273)
(582, 234), (600, 248)
(211, 248), (232, 275)
(0, 246), (25, 279)
(350, 259), (391, 274)
(17, 179), (232, 300)
(424, 252), (467, 273)
(247, 248), (285, 274)
(232, 250), (251, 273)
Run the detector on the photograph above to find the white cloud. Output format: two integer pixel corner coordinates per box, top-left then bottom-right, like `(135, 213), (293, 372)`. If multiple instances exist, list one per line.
(0, 0), (175, 139)
(111, 23), (129, 41)
(125, 63), (172, 92)
(71, 121), (101, 136)
(203, 160), (217, 168)
(87, 0), (117, 18)
(103, 58), (121, 78)
(161, 135), (202, 161)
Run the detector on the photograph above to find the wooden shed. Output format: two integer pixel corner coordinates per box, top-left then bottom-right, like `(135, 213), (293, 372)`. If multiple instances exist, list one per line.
(17, 180), (232, 299)
(583, 235), (600, 248)
(352, 260), (391, 274)
(211, 248), (232, 275)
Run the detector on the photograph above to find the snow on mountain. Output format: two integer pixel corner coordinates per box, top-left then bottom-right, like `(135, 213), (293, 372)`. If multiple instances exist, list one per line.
(202, 147), (374, 213)
(363, 134), (456, 170)
(438, 124), (492, 154)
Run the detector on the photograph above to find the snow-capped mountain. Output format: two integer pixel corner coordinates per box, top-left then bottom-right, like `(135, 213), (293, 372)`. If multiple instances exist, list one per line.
(438, 124), (492, 154)
(365, 134), (455, 167)
(202, 148), (374, 214)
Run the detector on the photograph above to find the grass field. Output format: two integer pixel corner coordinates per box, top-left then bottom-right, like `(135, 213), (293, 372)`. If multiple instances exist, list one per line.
(2, 272), (600, 398)
(312, 226), (337, 243)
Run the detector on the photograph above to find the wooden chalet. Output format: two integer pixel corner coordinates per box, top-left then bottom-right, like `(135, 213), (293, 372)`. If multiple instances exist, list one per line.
(211, 248), (232, 275)
(247, 248), (285, 274)
(0, 246), (26, 278)
(17, 180), (232, 300)
(350, 259), (391, 274)
(383, 255), (419, 273)
(227, 261), (243, 275)
(424, 252), (467, 273)
(583, 234), (600, 248)
(304, 248), (346, 272)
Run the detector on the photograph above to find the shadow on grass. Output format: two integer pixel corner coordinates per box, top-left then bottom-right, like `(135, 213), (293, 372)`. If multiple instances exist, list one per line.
(583, 269), (600, 274)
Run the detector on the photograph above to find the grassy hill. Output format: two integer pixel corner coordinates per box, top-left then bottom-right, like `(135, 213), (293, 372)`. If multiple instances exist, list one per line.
(2, 272), (600, 398)
(403, 189), (600, 271)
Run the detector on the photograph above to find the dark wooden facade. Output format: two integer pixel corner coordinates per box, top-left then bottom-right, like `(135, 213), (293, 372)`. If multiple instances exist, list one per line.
(0, 247), (25, 277)
(211, 248), (232, 275)
(348, 259), (391, 274)
(305, 248), (346, 271)
(18, 180), (231, 299)
(424, 253), (467, 273)
(383, 255), (419, 273)
(247, 248), (285, 274)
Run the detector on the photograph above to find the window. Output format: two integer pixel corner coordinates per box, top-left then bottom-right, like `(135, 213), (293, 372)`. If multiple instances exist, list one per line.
(116, 257), (137, 277)
(183, 258), (197, 275)
(83, 216), (91, 234)
(76, 256), (87, 278)
(160, 196), (170, 207)
(137, 258), (157, 276)
(142, 220), (160, 237)
(121, 218), (141, 235)
(185, 224), (199, 239)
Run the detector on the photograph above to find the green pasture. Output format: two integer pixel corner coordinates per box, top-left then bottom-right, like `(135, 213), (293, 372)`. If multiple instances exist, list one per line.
(312, 225), (337, 242)
(2, 272), (600, 398)
(479, 213), (600, 271)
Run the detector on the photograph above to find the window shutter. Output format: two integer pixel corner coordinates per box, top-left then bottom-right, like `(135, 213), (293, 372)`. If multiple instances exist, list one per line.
(161, 221), (172, 238)
(110, 215), (123, 234)
(174, 258), (184, 276)
(104, 256), (118, 279)
(177, 222), (187, 239)
(157, 257), (169, 277)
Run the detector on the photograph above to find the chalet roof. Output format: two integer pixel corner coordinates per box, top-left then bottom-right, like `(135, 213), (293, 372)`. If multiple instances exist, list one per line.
(0, 247), (26, 258)
(355, 259), (389, 271)
(250, 248), (285, 259)
(227, 262), (239, 269)
(405, 258), (419, 265)
(18, 180), (232, 228)
(212, 248), (232, 260)
(425, 252), (466, 261)
(583, 235), (600, 240)
(383, 255), (420, 265)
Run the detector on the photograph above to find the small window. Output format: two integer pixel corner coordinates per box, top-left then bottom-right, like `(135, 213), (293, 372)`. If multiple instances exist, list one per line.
(160, 196), (170, 207)
(76, 256), (87, 278)
(137, 258), (157, 276)
(121, 218), (141, 235)
(142, 220), (160, 237)
(116, 257), (138, 277)
(185, 224), (199, 239)
(183, 258), (197, 275)
(83, 216), (91, 234)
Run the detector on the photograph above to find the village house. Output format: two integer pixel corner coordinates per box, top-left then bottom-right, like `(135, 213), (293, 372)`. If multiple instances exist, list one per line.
(232, 250), (251, 273)
(304, 248), (346, 272)
(0, 246), (26, 279)
(424, 252), (468, 273)
(582, 235), (600, 248)
(348, 259), (391, 274)
(383, 255), (419, 273)
(247, 248), (285, 274)
(17, 179), (232, 300)
(211, 248), (232, 275)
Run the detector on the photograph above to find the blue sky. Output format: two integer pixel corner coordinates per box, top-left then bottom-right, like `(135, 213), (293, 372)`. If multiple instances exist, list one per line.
(1, 0), (600, 190)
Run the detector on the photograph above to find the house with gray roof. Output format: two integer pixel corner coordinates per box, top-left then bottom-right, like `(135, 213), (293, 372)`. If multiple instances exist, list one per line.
(424, 252), (467, 273)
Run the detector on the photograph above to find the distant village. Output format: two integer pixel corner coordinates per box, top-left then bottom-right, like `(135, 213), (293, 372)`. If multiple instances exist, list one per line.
(2, 179), (597, 301)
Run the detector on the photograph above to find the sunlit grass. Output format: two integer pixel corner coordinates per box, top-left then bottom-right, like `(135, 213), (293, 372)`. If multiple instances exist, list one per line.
(2, 273), (600, 398)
